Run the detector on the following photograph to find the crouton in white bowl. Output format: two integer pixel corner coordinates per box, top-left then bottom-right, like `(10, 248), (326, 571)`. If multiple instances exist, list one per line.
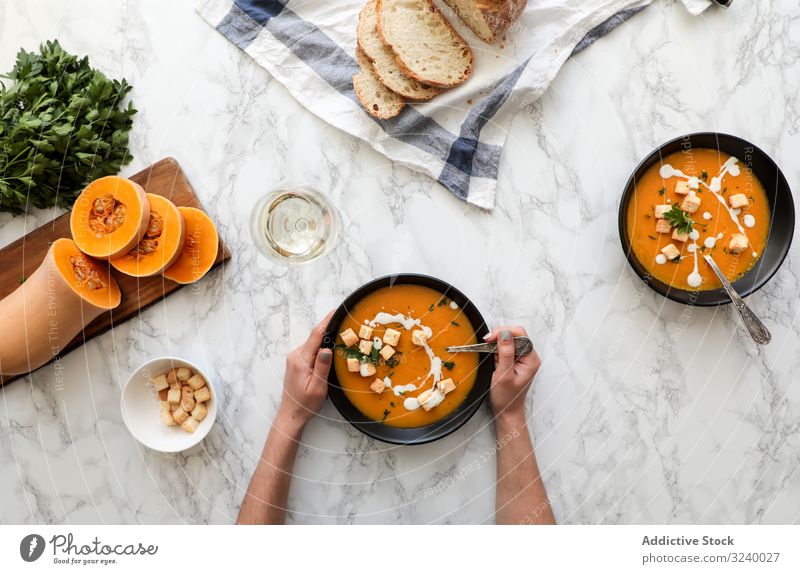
(121, 356), (217, 453)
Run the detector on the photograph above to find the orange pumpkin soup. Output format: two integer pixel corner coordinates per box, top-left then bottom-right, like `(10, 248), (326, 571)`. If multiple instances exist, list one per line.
(627, 148), (770, 291)
(333, 284), (479, 428)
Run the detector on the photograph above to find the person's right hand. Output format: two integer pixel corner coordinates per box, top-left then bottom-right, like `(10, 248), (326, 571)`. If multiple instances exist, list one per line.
(485, 326), (541, 423)
(276, 311), (334, 434)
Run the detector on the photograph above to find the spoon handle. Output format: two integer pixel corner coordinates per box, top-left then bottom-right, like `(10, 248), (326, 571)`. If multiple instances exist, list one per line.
(446, 336), (534, 356)
(704, 255), (771, 345)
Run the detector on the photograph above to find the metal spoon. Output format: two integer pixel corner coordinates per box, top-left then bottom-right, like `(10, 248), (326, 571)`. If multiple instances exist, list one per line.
(704, 255), (771, 345)
(446, 336), (534, 356)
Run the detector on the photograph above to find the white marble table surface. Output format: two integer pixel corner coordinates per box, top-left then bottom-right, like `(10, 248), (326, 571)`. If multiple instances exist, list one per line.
(1, 0), (798, 525)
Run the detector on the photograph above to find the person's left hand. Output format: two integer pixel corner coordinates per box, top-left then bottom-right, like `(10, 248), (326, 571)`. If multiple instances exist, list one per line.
(276, 311), (334, 433)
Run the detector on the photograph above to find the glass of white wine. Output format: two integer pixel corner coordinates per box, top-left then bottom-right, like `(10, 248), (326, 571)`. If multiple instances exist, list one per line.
(250, 185), (341, 264)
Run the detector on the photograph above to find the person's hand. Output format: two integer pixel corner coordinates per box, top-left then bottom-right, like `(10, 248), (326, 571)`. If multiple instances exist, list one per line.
(485, 326), (541, 425)
(275, 311), (334, 435)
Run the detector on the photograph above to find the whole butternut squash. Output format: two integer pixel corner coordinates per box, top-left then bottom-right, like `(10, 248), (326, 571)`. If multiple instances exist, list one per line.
(0, 238), (121, 377)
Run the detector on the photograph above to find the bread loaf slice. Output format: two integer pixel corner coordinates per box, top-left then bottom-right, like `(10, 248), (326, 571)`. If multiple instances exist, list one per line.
(377, 0), (473, 89)
(357, 0), (440, 101)
(353, 48), (405, 119)
(441, 0), (527, 43)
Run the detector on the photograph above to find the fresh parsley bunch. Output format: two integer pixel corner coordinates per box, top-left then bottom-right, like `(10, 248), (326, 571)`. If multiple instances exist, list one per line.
(0, 40), (136, 214)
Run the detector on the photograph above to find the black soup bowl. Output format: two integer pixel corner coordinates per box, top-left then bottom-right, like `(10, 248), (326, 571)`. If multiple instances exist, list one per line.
(322, 274), (494, 445)
(619, 132), (795, 306)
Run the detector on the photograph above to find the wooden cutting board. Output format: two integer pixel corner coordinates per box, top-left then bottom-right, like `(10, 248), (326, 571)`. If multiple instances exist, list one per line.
(0, 157), (230, 386)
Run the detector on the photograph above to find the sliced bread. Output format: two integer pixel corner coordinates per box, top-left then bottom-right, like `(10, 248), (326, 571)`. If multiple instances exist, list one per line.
(441, 0), (527, 44)
(353, 48), (405, 119)
(357, 0), (440, 101)
(377, 0), (473, 89)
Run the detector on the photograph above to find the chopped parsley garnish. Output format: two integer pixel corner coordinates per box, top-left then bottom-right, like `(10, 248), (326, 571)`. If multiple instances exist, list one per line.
(664, 203), (694, 235)
(450, 320), (460, 327)
(443, 361), (455, 370)
(658, 187), (666, 196)
(700, 170), (708, 182)
(648, 234), (657, 240)
(384, 355), (401, 368)
(437, 298), (448, 307)
(428, 304), (434, 312)
(381, 409), (391, 421)
(334, 343), (379, 364)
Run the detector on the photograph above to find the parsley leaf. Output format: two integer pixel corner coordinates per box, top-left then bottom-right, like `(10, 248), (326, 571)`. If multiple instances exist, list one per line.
(664, 203), (694, 235)
(334, 343), (378, 364)
(443, 361), (455, 370)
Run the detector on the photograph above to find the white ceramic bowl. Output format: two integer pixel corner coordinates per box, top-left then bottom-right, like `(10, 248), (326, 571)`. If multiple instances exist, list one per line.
(121, 356), (217, 453)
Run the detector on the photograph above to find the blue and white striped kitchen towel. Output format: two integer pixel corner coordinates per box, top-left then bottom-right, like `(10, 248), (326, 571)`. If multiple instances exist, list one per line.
(198, 0), (710, 209)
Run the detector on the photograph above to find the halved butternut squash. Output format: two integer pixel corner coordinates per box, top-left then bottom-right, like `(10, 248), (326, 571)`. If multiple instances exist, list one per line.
(163, 207), (219, 284)
(110, 194), (186, 277)
(70, 176), (150, 259)
(0, 238), (121, 377)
